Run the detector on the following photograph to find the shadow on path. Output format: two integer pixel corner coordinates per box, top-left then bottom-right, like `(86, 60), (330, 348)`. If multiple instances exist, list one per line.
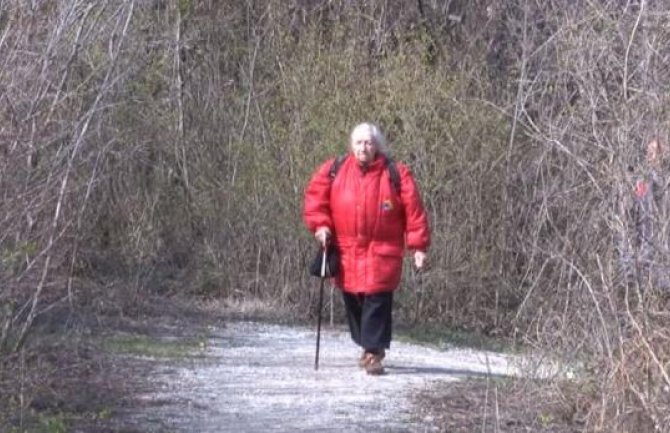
(385, 365), (508, 379)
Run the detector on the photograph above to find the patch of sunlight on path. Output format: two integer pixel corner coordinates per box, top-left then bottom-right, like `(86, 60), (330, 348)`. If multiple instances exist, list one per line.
(121, 321), (519, 432)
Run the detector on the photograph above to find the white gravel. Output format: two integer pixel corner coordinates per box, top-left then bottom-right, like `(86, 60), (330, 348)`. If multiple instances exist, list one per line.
(122, 321), (519, 432)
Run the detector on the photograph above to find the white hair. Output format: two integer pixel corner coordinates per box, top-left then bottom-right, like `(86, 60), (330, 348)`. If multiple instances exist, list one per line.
(350, 122), (389, 155)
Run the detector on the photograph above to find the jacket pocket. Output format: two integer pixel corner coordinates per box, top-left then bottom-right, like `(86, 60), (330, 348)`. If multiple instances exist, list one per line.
(372, 243), (404, 287)
(373, 243), (404, 257)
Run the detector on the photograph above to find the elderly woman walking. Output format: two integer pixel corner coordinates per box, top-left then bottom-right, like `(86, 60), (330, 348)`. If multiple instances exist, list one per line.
(303, 122), (430, 375)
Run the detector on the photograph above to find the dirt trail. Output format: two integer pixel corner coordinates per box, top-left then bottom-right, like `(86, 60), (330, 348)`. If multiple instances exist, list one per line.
(119, 321), (518, 432)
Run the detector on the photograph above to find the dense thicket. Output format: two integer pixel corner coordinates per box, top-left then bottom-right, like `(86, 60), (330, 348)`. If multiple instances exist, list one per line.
(2, 1), (670, 430)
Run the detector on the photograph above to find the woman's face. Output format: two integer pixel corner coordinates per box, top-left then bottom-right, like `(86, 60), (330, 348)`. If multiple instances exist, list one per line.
(350, 129), (377, 164)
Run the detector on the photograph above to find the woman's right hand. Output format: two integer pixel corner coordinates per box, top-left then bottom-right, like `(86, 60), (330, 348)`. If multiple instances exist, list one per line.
(315, 226), (331, 248)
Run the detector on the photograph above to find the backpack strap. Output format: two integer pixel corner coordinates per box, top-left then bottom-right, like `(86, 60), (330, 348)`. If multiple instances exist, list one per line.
(384, 156), (402, 196)
(329, 153), (348, 180)
(329, 153), (401, 196)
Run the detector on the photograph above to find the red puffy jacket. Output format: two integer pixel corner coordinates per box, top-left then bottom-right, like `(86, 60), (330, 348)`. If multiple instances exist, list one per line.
(303, 154), (430, 294)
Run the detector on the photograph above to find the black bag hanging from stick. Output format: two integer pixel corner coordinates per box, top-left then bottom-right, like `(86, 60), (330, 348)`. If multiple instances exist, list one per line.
(309, 244), (340, 277)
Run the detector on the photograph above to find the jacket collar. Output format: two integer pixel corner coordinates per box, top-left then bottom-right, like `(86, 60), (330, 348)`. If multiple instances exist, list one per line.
(353, 154), (385, 174)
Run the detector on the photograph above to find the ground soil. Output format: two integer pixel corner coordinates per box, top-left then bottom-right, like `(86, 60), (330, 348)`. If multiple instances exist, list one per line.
(414, 379), (586, 433)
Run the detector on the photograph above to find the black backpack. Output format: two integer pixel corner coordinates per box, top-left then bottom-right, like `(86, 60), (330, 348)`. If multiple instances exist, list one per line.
(328, 154), (401, 195)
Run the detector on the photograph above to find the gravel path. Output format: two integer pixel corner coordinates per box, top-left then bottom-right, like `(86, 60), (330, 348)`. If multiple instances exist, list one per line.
(122, 321), (518, 432)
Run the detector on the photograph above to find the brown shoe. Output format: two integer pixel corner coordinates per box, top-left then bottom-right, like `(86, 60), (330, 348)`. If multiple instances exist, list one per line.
(358, 351), (372, 368)
(365, 353), (385, 375)
(358, 349), (385, 369)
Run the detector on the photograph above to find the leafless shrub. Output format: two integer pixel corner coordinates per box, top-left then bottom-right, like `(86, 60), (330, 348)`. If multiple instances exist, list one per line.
(1, 0), (136, 351)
